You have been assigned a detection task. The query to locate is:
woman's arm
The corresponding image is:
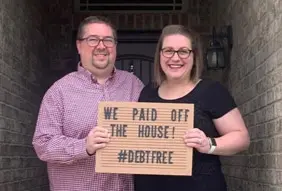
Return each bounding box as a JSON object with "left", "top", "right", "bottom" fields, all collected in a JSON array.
[
  {"left": 210, "top": 107, "right": 250, "bottom": 156},
  {"left": 184, "top": 108, "right": 250, "bottom": 156}
]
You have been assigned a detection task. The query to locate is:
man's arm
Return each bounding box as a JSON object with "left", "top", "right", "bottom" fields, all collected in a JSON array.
[
  {"left": 131, "top": 75, "right": 145, "bottom": 101},
  {"left": 32, "top": 84, "right": 89, "bottom": 165}
]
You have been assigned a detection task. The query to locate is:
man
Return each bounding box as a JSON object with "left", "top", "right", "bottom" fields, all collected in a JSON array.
[{"left": 32, "top": 16, "right": 144, "bottom": 191}]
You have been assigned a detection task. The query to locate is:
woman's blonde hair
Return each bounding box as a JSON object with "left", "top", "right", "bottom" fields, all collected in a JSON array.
[{"left": 153, "top": 25, "right": 204, "bottom": 86}]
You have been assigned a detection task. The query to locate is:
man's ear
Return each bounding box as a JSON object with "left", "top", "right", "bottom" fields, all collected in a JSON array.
[{"left": 76, "top": 40, "right": 81, "bottom": 55}]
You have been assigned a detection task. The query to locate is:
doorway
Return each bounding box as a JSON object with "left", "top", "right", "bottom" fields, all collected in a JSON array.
[{"left": 116, "top": 30, "right": 160, "bottom": 85}]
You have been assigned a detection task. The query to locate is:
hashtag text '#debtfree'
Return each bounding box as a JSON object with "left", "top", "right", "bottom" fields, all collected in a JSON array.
[{"left": 117, "top": 150, "right": 173, "bottom": 164}]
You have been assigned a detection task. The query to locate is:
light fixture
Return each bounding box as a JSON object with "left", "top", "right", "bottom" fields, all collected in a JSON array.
[{"left": 205, "top": 25, "right": 233, "bottom": 70}]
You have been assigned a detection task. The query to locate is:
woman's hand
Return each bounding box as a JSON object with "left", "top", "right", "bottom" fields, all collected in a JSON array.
[{"left": 183, "top": 128, "right": 210, "bottom": 154}]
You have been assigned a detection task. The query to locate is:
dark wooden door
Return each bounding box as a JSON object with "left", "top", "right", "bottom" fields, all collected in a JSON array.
[{"left": 116, "top": 31, "right": 160, "bottom": 85}]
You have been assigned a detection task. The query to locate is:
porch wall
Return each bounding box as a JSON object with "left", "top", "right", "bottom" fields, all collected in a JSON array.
[
  {"left": 0, "top": 1, "right": 49, "bottom": 190},
  {"left": 214, "top": 1, "right": 282, "bottom": 190}
]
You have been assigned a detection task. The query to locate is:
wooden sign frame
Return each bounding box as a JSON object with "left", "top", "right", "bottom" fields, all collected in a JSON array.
[{"left": 95, "top": 101, "right": 194, "bottom": 176}]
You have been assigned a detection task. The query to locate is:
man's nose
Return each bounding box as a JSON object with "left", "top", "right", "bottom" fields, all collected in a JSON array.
[{"left": 96, "top": 40, "right": 106, "bottom": 49}]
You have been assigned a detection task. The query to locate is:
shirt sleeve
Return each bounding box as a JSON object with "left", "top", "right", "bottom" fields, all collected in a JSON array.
[
  {"left": 130, "top": 74, "right": 145, "bottom": 101},
  {"left": 32, "top": 83, "right": 89, "bottom": 165},
  {"left": 204, "top": 81, "right": 237, "bottom": 119}
]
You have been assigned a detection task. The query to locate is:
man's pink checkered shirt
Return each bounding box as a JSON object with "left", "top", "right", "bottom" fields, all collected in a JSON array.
[{"left": 32, "top": 65, "right": 144, "bottom": 191}]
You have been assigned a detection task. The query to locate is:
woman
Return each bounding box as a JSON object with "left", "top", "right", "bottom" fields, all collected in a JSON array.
[{"left": 134, "top": 25, "right": 250, "bottom": 191}]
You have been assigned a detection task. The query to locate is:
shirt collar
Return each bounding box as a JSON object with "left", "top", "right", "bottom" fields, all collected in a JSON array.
[{"left": 77, "top": 62, "right": 117, "bottom": 83}]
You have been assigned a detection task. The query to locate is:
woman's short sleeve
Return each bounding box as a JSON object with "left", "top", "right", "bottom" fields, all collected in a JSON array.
[
  {"left": 204, "top": 81, "right": 237, "bottom": 119},
  {"left": 137, "top": 84, "right": 155, "bottom": 102}
]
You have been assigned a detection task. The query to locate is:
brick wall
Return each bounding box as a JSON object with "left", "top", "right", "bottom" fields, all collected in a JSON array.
[
  {"left": 0, "top": 1, "right": 49, "bottom": 190},
  {"left": 214, "top": 0, "right": 282, "bottom": 190}
]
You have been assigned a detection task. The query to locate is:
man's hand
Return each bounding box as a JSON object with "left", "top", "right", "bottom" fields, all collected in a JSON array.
[{"left": 86, "top": 126, "right": 110, "bottom": 155}]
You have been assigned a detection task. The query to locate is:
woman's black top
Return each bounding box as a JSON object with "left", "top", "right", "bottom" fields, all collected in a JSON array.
[{"left": 134, "top": 79, "right": 237, "bottom": 191}]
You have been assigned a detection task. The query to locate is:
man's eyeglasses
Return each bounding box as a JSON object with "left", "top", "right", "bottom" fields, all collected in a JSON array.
[
  {"left": 161, "top": 47, "right": 193, "bottom": 59},
  {"left": 78, "top": 35, "right": 116, "bottom": 48}
]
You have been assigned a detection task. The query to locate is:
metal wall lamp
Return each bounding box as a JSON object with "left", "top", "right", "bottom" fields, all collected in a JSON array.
[{"left": 205, "top": 25, "right": 233, "bottom": 70}]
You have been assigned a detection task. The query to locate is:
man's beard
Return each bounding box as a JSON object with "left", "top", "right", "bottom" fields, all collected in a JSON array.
[
  {"left": 91, "top": 48, "right": 111, "bottom": 69},
  {"left": 91, "top": 58, "right": 111, "bottom": 70}
]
